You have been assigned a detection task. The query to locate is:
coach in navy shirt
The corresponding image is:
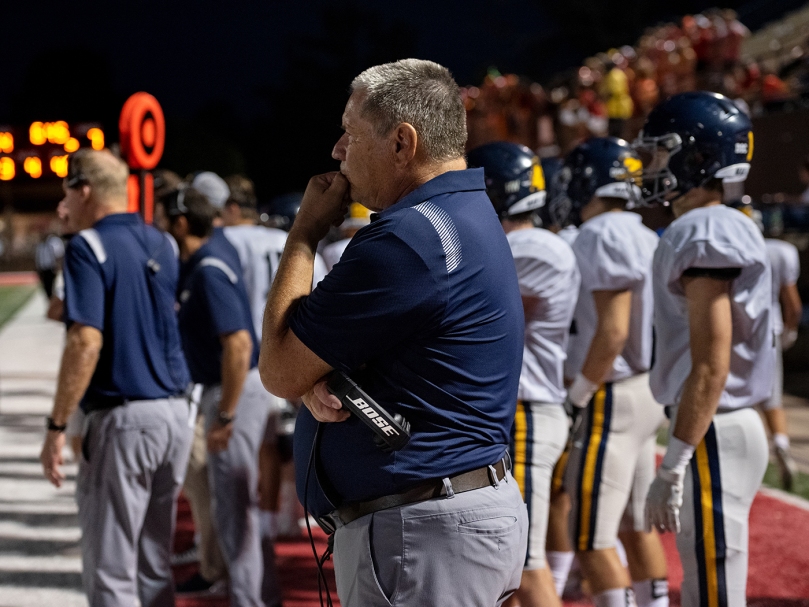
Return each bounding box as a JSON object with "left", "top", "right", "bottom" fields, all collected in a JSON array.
[
  {"left": 39, "top": 150, "right": 193, "bottom": 607},
  {"left": 261, "top": 59, "right": 528, "bottom": 607},
  {"left": 167, "top": 189, "right": 279, "bottom": 607}
]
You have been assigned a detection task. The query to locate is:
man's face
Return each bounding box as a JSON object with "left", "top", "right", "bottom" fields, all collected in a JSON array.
[
  {"left": 332, "top": 92, "right": 392, "bottom": 211},
  {"left": 58, "top": 182, "right": 91, "bottom": 233},
  {"left": 167, "top": 215, "right": 185, "bottom": 244}
]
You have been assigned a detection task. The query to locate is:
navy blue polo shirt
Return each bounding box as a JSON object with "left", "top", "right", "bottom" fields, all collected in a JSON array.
[
  {"left": 177, "top": 231, "right": 259, "bottom": 386},
  {"left": 289, "top": 169, "right": 524, "bottom": 516},
  {"left": 62, "top": 213, "right": 190, "bottom": 411}
]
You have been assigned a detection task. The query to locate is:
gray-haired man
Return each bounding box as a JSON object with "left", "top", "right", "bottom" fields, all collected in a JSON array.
[
  {"left": 40, "top": 150, "right": 193, "bottom": 607},
  {"left": 260, "top": 59, "right": 528, "bottom": 607}
]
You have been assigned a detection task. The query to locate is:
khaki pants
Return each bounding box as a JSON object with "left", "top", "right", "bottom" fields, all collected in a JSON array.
[
  {"left": 333, "top": 470, "right": 528, "bottom": 607},
  {"left": 182, "top": 414, "right": 228, "bottom": 582},
  {"left": 78, "top": 397, "right": 193, "bottom": 607}
]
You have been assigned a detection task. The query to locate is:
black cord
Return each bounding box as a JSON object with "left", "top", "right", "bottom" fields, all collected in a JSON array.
[{"left": 304, "top": 423, "right": 334, "bottom": 607}]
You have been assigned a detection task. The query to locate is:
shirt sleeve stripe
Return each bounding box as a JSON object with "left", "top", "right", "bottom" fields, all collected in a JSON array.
[
  {"left": 199, "top": 257, "right": 239, "bottom": 284},
  {"left": 78, "top": 229, "right": 107, "bottom": 264},
  {"left": 413, "top": 201, "right": 463, "bottom": 273}
]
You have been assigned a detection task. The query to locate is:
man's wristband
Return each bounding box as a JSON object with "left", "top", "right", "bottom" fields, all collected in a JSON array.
[
  {"left": 216, "top": 411, "right": 235, "bottom": 426},
  {"left": 567, "top": 373, "right": 599, "bottom": 408},
  {"left": 661, "top": 436, "right": 695, "bottom": 476},
  {"left": 46, "top": 417, "right": 67, "bottom": 433}
]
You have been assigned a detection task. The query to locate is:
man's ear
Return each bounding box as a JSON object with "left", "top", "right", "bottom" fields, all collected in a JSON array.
[
  {"left": 79, "top": 184, "right": 92, "bottom": 203},
  {"left": 392, "top": 123, "right": 418, "bottom": 167}
]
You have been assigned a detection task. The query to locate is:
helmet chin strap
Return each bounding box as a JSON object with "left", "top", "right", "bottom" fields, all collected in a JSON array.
[{"left": 669, "top": 160, "right": 723, "bottom": 205}]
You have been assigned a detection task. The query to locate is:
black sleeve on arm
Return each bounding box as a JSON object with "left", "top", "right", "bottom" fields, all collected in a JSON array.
[{"left": 681, "top": 267, "right": 742, "bottom": 280}]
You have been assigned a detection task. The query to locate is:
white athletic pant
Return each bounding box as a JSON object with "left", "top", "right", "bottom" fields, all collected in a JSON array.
[
  {"left": 566, "top": 373, "right": 665, "bottom": 551},
  {"left": 510, "top": 401, "right": 568, "bottom": 569},
  {"left": 669, "top": 405, "right": 768, "bottom": 607}
]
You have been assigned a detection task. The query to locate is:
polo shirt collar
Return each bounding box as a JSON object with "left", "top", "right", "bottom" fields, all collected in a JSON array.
[
  {"left": 376, "top": 168, "right": 486, "bottom": 218},
  {"left": 93, "top": 212, "right": 143, "bottom": 228}
]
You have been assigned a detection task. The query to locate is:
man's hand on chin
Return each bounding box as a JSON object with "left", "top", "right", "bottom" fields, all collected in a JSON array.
[{"left": 293, "top": 172, "right": 351, "bottom": 244}]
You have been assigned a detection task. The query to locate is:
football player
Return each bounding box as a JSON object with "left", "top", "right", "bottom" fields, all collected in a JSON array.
[
  {"left": 540, "top": 154, "right": 580, "bottom": 597},
  {"left": 636, "top": 91, "right": 773, "bottom": 607},
  {"left": 321, "top": 202, "right": 372, "bottom": 272},
  {"left": 762, "top": 232, "right": 801, "bottom": 490},
  {"left": 561, "top": 137, "right": 669, "bottom": 607},
  {"left": 468, "top": 142, "right": 579, "bottom": 607},
  {"left": 728, "top": 200, "right": 802, "bottom": 490}
]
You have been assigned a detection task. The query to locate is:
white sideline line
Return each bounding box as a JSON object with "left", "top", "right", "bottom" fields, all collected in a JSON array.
[
  {"left": 0, "top": 555, "right": 81, "bottom": 572},
  {"left": 0, "top": 586, "right": 87, "bottom": 607},
  {"left": 0, "top": 503, "right": 77, "bottom": 515},
  {"left": 0, "top": 521, "right": 80, "bottom": 542},
  {"left": 758, "top": 486, "right": 809, "bottom": 511}
]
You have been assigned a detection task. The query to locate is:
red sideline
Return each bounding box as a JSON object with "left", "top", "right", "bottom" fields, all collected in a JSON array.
[
  {"left": 0, "top": 272, "right": 39, "bottom": 286},
  {"left": 173, "top": 484, "right": 809, "bottom": 607}
]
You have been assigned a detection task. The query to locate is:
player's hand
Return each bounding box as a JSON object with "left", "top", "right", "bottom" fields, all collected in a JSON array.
[
  {"left": 782, "top": 329, "right": 798, "bottom": 350},
  {"left": 293, "top": 172, "right": 351, "bottom": 244},
  {"left": 40, "top": 431, "right": 66, "bottom": 488},
  {"left": 207, "top": 421, "right": 234, "bottom": 453},
  {"left": 302, "top": 380, "right": 350, "bottom": 423},
  {"left": 563, "top": 397, "right": 585, "bottom": 436},
  {"left": 645, "top": 467, "right": 684, "bottom": 533}
]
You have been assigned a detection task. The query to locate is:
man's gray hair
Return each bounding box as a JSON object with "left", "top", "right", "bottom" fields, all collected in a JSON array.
[{"left": 351, "top": 59, "right": 467, "bottom": 162}]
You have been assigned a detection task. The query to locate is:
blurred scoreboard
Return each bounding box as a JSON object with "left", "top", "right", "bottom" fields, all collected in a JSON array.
[{"left": 0, "top": 122, "right": 105, "bottom": 182}]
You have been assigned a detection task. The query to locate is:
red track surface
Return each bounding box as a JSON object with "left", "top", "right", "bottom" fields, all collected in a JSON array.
[
  {"left": 173, "top": 490, "right": 809, "bottom": 607},
  {"left": 0, "top": 272, "right": 38, "bottom": 286}
]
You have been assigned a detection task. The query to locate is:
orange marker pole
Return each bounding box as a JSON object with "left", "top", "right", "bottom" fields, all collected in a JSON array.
[
  {"left": 142, "top": 172, "right": 154, "bottom": 224},
  {"left": 127, "top": 174, "right": 140, "bottom": 214},
  {"left": 119, "top": 93, "right": 165, "bottom": 224}
]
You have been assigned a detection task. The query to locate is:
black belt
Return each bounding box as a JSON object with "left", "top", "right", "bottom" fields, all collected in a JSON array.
[
  {"left": 330, "top": 458, "right": 510, "bottom": 528},
  {"left": 84, "top": 392, "right": 187, "bottom": 412}
]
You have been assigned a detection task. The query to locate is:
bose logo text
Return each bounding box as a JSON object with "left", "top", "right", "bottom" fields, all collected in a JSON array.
[{"left": 347, "top": 395, "right": 400, "bottom": 436}]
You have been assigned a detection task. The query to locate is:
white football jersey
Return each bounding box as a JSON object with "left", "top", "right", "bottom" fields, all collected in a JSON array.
[
  {"left": 766, "top": 238, "right": 800, "bottom": 335},
  {"left": 557, "top": 225, "right": 580, "bottom": 380},
  {"left": 224, "top": 225, "right": 288, "bottom": 339},
  {"left": 568, "top": 212, "right": 658, "bottom": 382},
  {"left": 507, "top": 228, "right": 580, "bottom": 403},
  {"left": 224, "top": 225, "right": 329, "bottom": 339},
  {"left": 322, "top": 238, "right": 351, "bottom": 273},
  {"left": 651, "top": 205, "right": 774, "bottom": 410},
  {"left": 557, "top": 225, "right": 579, "bottom": 246}
]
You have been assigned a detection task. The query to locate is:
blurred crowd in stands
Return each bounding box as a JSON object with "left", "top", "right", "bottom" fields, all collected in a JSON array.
[{"left": 464, "top": 7, "right": 809, "bottom": 156}]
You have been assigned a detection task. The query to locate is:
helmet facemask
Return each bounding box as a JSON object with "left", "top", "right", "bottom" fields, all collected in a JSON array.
[{"left": 630, "top": 133, "right": 682, "bottom": 207}]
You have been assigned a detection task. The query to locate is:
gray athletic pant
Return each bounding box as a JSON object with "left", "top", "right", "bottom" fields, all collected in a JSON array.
[
  {"left": 333, "top": 469, "right": 529, "bottom": 607},
  {"left": 76, "top": 396, "right": 194, "bottom": 607},
  {"left": 201, "top": 368, "right": 277, "bottom": 607}
]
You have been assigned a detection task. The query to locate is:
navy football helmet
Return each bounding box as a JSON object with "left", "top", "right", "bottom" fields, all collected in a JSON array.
[
  {"left": 556, "top": 137, "right": 643, "bottom": 227},
  {"left": 467, "top": 142, "right": 546, "bottom": 219},
  {"left": 633, "top": 91, "right": 753, "bottom": 206},
  {"left": 265, "top": 192, "right": 303, "bottom": 231}
]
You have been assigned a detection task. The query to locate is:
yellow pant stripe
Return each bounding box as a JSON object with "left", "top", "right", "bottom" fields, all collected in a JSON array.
[
  {"left": 513, "top": 401, "right": 527, "bottom": 499},
  {"left": 696, "top": 440, "right": 719, "bottom": 607},
  {"left": 577, "top": 387, "right": 606, "bottom": 552},
  {"left": 552, "top": 446, "right": 570, "bottom": 494}
]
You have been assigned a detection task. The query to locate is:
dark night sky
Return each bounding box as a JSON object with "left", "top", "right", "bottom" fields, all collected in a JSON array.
[
  {"left": 3, "top": 0, "right": 804, "bottom": 198},
  {"left": 2, "top": 0, "right": 556, "bottom": 119}
]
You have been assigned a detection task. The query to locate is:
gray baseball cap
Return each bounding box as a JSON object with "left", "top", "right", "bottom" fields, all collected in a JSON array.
[{"left": 191, "top": 171, "right": 230, "bottom": 209}]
